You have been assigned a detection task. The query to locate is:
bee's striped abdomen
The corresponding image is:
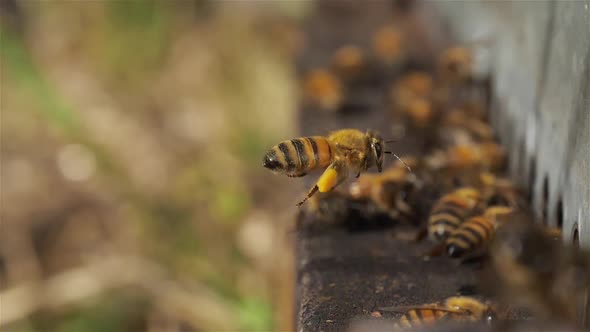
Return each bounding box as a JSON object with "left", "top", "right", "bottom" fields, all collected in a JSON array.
[
  {"left": 396, "top": 309, "right": 448, "bottom": 329},
  {"left": 446, "top": 216, "right": 494, "bottom": 258},
  {"left": 428, "top": 201, "right": 471, "bottom": 241},
  {"left": 263, "top": 136, "right": 333, "bottom": 174}
]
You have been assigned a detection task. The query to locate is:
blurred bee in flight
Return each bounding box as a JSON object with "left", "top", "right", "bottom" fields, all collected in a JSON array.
[
  {"left": 380, "top": 296, "right": 498, "bottom": 330},
  {"left": 262, "top": 129, "right": 409, "bottom": 206}
]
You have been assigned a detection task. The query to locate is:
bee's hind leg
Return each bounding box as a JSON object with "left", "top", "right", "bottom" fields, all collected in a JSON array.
[
  {"left": 296, "top": 185, "right": 319, "bottom": 207},
  {"left": 296, "top": 160, "right": 348, "bottom": 207}
]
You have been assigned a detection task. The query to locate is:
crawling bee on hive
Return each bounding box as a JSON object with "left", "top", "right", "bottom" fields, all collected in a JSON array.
[
  {"left": 380, "top": 296, "right": 498, "bottom": 330},
  {"left": 444, "top": 206, "right": 514, "bottom": 258},
  {"left": 262, "top": 129, "right": 409, "bottom": 206},
  {"left": 349, "top": 163, "right": 420, "bottom": 222},
  {"left": 427, "top": 187, "right": 482, "bottom": 241}
]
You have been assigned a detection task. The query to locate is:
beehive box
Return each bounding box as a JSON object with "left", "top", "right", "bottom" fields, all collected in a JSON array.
[
  {"left": 431, "top": 0, "right": 590, "bottom": 249},
  {"left": 295, "top": 1, "right": 590, "bottom": 331}
]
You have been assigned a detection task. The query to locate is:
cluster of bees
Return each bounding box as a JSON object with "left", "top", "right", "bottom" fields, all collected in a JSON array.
[
  {"left": 262, "top": 22, "right": 589, "bottom": 331},
  {"left": 301, "top": 24, "right": 405, "bottom": 112}
]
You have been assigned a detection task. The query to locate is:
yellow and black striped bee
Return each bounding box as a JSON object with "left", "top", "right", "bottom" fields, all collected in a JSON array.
[
  {"left": 381, "top": 296, "right": 497, "bottom": 329},
  {"left": 263, "top": 129, "right": 406, "bottom": 206},
  {"left": 445, "top": 206, "right": 514, "bottom": 258},
  {"left": 427, "top": 187, "right": 481, "bottom": 241}
]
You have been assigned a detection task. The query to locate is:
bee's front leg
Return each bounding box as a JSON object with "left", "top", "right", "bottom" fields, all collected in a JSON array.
[{"left": 356, "top": 157, "right": 368, "bottom": 178}]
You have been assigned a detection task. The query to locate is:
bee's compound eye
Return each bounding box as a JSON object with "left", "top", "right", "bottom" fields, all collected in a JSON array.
[
  {"left": 374, "top": 142, "right": 382, "bottom": 156},
  {"left": 263, "top": 151, "right": 281, "bottom": 170}
]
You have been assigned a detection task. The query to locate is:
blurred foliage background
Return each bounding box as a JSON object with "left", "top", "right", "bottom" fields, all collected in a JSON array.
[{"left": 1, "top": 1, "right": 311, "bottom": 331}]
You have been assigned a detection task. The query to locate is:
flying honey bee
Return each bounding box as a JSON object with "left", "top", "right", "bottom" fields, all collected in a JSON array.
[
  {"left": 427, "top": 187, "right": 481, "bottom": 241},
  {"left": 263, "top": 129, "right": 408, "bottom": 206},
  {"left": 445, "top": 206, "right": 514, "bottom": 258},
  {"left": 303, "top": 68, "right": 343, "bottom": 111},
  {"left": 380, "top": 296, "right": 497, "bottom": 329}
]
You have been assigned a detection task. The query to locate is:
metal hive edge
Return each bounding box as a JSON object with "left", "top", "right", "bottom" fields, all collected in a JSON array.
[{"left": 431, "top": 0, "right": 590, "bottom": 247}]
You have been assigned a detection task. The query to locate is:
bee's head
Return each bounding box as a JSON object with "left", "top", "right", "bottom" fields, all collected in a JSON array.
[
  {"left": 367, "top": 131, "right": 384, "bottom": 172},
  {"left": 367, "top": 130, "right": 412, "bottom": 173}
]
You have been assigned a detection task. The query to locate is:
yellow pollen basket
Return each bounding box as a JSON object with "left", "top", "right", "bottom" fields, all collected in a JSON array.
[{"left": 317, "top": 168, "right": 338, "bottom": 192}]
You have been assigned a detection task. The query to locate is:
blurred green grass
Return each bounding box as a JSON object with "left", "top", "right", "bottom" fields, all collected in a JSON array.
[{"left": 1, "top": 1, "right": 305, "bottom": 331}]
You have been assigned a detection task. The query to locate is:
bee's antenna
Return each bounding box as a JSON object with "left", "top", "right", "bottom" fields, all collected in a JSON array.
[
  {"left": 384, "top": 151, "right": 412, "bottom": 172},
  {"left": 385, "top": 140, "right": 397, "bottom": 144}
]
